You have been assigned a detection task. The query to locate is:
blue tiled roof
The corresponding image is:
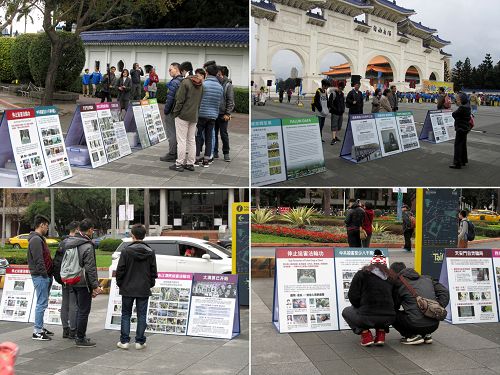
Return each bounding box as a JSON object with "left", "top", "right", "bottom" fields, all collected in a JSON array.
[
  {"left": 251, "top": 0, "right": 277, "bottom": 12},
  {"left": 345, "top": 0, "right": 374, "bottom": 8},
  {"left": 80, "top": 28, "right": 249, "bottom": 46},
  {"left": 409, "top": 20, "right": 437, "bottom": 33},
  {"left": 371, "top": 0, "right": 415, "bottom": 14},
  {"left": 306, "top": 11, "right": 326, "bottom": 20},
  {"left": 433, "top": 35, "right": 451, "bottom": 45}
]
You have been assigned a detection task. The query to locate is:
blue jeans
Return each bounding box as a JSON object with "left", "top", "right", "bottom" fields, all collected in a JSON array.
[
  {"left": 120, "top": 296, "right": 149, "bottom": 344},
  {"left": 32, "top": 275, "right": 51, "bottom": 333}
]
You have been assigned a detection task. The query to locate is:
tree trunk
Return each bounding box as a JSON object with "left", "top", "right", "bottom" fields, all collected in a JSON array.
[
  {"left": 254, "top": 189, "right": 260, "bottom": 209},
  {"left": 323, "top": 188, "right": 331, "bottom": 216},
  {"left": 42, "top": 39, "right": 63, "bottom": 106}
]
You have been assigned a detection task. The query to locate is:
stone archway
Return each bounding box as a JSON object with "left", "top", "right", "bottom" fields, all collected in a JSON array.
[
  {"left": 429, "top": 72, "right": 440, "bottom": 81},
  {"left": 361, "top": 52, "right": 400, "bottom": 92},
  {"left": 404, "top": 64, "right": 424, "bottom": 90}
]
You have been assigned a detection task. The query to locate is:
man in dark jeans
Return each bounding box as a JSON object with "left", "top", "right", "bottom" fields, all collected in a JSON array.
[
  {"left": 116, "top": 224, "right": 157, "bottom": 350},
  {"left": 214, "top": 66, "right": 234, "bottom": 162},
  {"left": 345, "top": 199, "right": 365, "bottom": 247},
  {"left": 62, "top": 219, "right": 101, "bottom": 347},
  {"left": 402, "top": 205, "right": 414, "bottom": 252}
]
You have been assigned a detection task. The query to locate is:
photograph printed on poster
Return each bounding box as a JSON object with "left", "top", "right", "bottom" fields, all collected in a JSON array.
[
  {"left": 381, "top": 130, "right": 400, "bottom": 153},
  {"left": 297, "top": 269, "right": 316, "bottom": 283},
  {"left": 191, "top": 281, "right": 236, "bottom": 298}
]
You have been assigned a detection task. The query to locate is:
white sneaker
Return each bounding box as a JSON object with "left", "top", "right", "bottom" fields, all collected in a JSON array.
[
  {"left": 135, "top": 342, "right": 147, "bottom": 350},
  {"left": 117, "top": 341, "right": 129, "bottom": 350}
]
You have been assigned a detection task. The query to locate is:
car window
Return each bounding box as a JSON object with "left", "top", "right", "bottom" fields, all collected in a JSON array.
[
  {"left": 148, "top": 242, "right": 179, "bottom": 256},
  {"left": 203, "top": 241, "right": 231, "bottom": 257},
  {"left": 206, "top": 250, "right": 222, "bottom": 260},
  {"left": 19, "top": 235, "right": 29, "bottom": 239}
]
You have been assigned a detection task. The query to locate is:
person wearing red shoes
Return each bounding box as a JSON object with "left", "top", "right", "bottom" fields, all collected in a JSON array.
[{"left": 341, "top": 250, "right": 397, "bottom": 346}]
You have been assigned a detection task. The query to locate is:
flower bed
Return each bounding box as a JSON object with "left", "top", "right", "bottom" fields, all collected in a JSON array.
[{"left": 252, "top": 224, "right": 348, "bottom": 243}]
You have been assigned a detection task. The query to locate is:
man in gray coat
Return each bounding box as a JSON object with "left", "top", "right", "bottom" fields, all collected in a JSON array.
[{"left": 214, "top": 66, "right": 235, "bottom": 162}]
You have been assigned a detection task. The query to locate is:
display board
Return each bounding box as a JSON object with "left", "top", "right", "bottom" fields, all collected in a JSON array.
[
  {"left": 374, "top": 113, "right": 403, "bottom": 158},
  {"left": 272, "top": 248, "right": 339, "bottom": 333},
  {"left": 395, "top": 111, "right": 420, "bottom": 152},
  {"left": 281, "top": 117, "right": 326, "bottom": 180},
  {"left": 0, "top": 267, "right": 34, "bottom": 322},
  {"left": 251, "top": 119, "right": 287, "bottom": 186},
  {"left": 187, "top": 273, "right": 240, "bottom": 339},
  {"left": 232, "top": 202, "right": 250, "bottom": 306},
  {"left": 340, "top": 114, "right": 382, "bottom": 163},
  {"left": 419, "top": 189, "right": 460, "bottom": 279},
  {"left": 419, "top": 110, "right": 455, "bottom": 144},
  {"left": 105, "top": 272, "right": 193, "bottom": 336},
  {"left": 29, "top": 280, "right": 63, "bottom": 325},
  {"left": 422, "top": 80, "right": 454, "bottom": 93},
  {"left": 493, "top": 250, "right": 500, "bottom": 306},
  {"left": 334, "top": 248, "right": 390, "bottom": 330},
  {"left": 95, "top": 103, "right": 132, "bottom": 162},
  {"left": 123, "top": 99, "right": 166, "bottom": 148},
  {"left": 439, "top": 249, "right": 499, "bottom": 324}
]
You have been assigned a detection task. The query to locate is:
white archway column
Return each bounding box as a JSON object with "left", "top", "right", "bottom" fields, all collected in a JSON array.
[
  {"left": 301, "top": 28, "right": 322, "bottom": 94},
  {"left": 252, "top": 18, "right": 276, "bottom": 89}
]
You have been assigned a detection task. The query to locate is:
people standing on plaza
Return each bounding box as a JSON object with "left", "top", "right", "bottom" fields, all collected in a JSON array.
[
  {"left": 147, "top": 67, "right": 159, "bottom": 99},
  {"left": 450, "top": 92, "right": 471, "bottom": 169},
  {"left": 90, "top": 67, "right": 102, "bottom": 97},
  {"left": 371, "top": 88, "right": 381, "bottom": 113},
  {"left": 215, "top": 66, "right": 235, "bottom": 161},
  {"left": 402, "top": 204, "right": 414, "bottom": 252},
  {"left": 160, "top": 63, "right": 184, "bottom": 163},
  {"left": 470, "top": 91, "right": 479, "bottom": 115},
  {"left": 437, "top": 87, "right": 451, "bottom": 110},
  {"left": 342, "top": 250, "right": 396, "bottom": 346},
  {"left": 380, "top": 89, "right": 393, "bottom": 112},
  {"left": 390, "top": 262, "right": 449, "bottom": 345},
  {"left": 328, "top": 81, "right": 345, "bottom": 145},
  {"left": 60, "top": 219, "right": 101, "bottom": 347},
  {"left": 116, "top": 224, "right": 157, "bottom": 350},
  {"left": 388, "top": 85, "right": 398, "bottom": 112},
  {"left": 101, "top": 66, "right": 117, "bottom": 103},
  {"left": 130, "top": 63, "right": 144, "bottom": 100},
  {"left": 52, "top": 220, "right": 79, "bottom": 339},
  {"left": 170, "top": 61, "right": 203, "bottom": 172},
  {"left": 287, "top": 88, "right": 293, "bottom": 103},
  {"left": 458, "top": 210, "right": 470, "bottom": 248},
  {"left": 345, "top": 199, "right": 365, "bottom": 247},
  {"left": 82, "top": 69, "right": 91, "bottom": 97},
  {"left": 27, "top": 215, "right": 54, "bottom": 341},
  {"left": 361, "top": 202, "right": 374, "bottom": 248},
  {"left": 313, "top": 79, "right": 330, "bottom": 142},
  {"left": 117, "top": 69, "right": 132, "bottom": 118},
  {"left": 195, "top": 63, "right": 223, "bottom": 168},
  {"left": 346, "top": 83, "right": 364, "bottom": 115}
]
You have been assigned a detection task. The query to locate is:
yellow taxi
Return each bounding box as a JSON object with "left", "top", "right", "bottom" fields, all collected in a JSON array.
[
  {"left": 468, "top": 210, "right": 500, "bottom": 222},
  {"left": 8, "top": 234, "right": 59, "bottom": 249}
]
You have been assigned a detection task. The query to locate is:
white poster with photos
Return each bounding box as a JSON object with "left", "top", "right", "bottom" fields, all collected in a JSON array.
[
  {"left": 109, "top": 103, "right": 132, "bottom": 157},
  {"left": 374, "top": 113, "right": 403, "bottom": 157},
  {"left": 273, "top": 248, "right": 339, "bottom": 333},
  {"left": 429, "top": 110, "right": 455, "bottom": 143},
  {"left": 80, "top": 105, "right": 108, "bottom": 168},
  {"left": 443, "top": 249, "right": 498, "bottom": 324},
  {"left": 6, "top": 109, "right": 50, "bottom": 187},
  {"left": 334, "top": 248, "right": 390, "bottom": 330},
  {"left": 96, "top": 103, "right": 129, "bottom": 162},
  {"left": 148, "top": 99, "right": 167, "bottom": 142},
  {"left": 0, "top": 267, "right": 35, "bottom": 322},
  {"left": 140, "top": 101, "right": 160, "bottom": 145},
  {"left": 29, "top": 280, "right": 63, "bottom": 325}
]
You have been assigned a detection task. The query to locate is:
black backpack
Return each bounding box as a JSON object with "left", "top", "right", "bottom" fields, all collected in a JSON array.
[{"left": 467, "top": 221, "right": 475, "bottom": 241}]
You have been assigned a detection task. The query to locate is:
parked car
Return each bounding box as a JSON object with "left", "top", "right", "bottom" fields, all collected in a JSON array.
[
  {"left": 8, "top": 234, "right": 59, "bottom": 249},
  {"left": 108, "top": 236, "right": 232, "bottom": 278},
  {"left": 217, "top": 239, "right": 232, "bottom": 250},
  {"left": 468, "top": 210, "right": 500, "bottom": 222},
  {"left": 94, "top": 233, "right": 128, "bottom": 248}
]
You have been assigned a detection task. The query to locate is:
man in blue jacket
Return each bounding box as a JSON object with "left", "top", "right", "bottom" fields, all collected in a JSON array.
[
  {"left": 195, "top": 63, "right": 223, "bottom": 168},
  {"left": 160, "top": 63, "right": 184, "bottom": 163},
  {"left": 89, "top": 67, "right": 102, "bottom": 97}
]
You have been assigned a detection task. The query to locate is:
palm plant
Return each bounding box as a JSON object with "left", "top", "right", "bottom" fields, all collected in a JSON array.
[
  {"left": 372, "top": 222, "right": 388, "bottom": 234},
  {"left": 282, "top": 206, "right": 318, "bottom": 228},
  {"left": 251, "top": 208, "right": 276, "bottom": 224}
]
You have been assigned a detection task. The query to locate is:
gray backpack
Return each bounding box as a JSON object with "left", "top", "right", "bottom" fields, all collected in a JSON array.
[{"left": 60, "top": 247, "right": 84, "bottom": 285}]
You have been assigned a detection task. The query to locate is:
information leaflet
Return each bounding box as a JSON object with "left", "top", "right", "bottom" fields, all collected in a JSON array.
[
  {"left": 395, "top": 111, "right": 420, "bottom": 152},
  {"left": 141, "top": 100, "right": 160, "bottom": 145},
  {"left": 187, "top": 273, "right": 240, "bottom": 339},
  {"left": 109, "top": 103, "right": 133, "bottom": 157},
  {"left": 80, "top": 104, "right": 108, "bottom": 167},
  {"left": 29, "top": 280, "right": 63, "bottom": 325},
  {"left": 35, "top": 106, "right": 72, "bottom": 184},
  {"left": 439, "top": 249, "right": 498, "bottom": 324},
  {"left": 127, "top": 101, "right": 150, "bottom": 148},
  {"left": 6, "top": 109, "right": 50, "bottom": 187},
  {"left": 334, "top": 248, "right": 389, "bottom": 330},
  {"left": 420, "top": 110, "right": 455, "bottom": 143},
  {"left": 96, "top": 103, "right": 132, "bottom": 162},
  {"left": 273, "top": 248, "right": 338, "bottom": 333},
  {"left": 0, "top": 267, "right": 35, "bottom": 322},
  {"left": 251, "top": 119, "right": 287, "bottom": 186},
  {"left": 148, "top": 98, "right": 167, "bottom": 142},
  {"left": 340, "top": 114, "right": 382, "bottom": 163},
  {"left": 281, "top": 117, "right": 326, "bottom": 180},
  {"left": 374, "top": 113, "right": 403, "bottom": 157}
]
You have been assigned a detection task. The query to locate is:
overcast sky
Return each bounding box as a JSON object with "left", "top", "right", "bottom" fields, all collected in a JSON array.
[{"left": 252, "top": 0, "right": 500, "bottom": 79}]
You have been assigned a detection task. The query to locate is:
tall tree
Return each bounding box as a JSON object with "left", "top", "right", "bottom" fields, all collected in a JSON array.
[
  {"left": 462, "top": 58, "right": 472, "bottom": 88},
  {"left": 0, "top": 0, "right": 35, "bottom": 33},
  {"left": 443, "top": 60, "right": 451, "bottom": 82},
  {"left": 451, "top": 60, "right": 463, "bottom": 91},
  {"left": 322, "top": 189, "right": 331, "bottom": 216}
]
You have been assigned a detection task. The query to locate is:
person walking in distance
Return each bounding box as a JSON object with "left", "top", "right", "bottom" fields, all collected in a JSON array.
[
  {"left": 345, "top": 199, "right": 365, "bottom": 247},
  {"left": 28, "top": 215, "right": 54, "bottom": 341},
  {"left": 116, "top": 224, "right": 158, "bottom": 350},
  {"left": 402, "top": 205, "right": 415, "bottom": 252},
  {"left": 160, "top": 63, "right": 184, "bottom": 163}
]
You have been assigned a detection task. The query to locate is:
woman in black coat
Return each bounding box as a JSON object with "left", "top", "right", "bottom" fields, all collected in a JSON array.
[{"left": 450, "top": 92, "right": 471, "bottom": 169}]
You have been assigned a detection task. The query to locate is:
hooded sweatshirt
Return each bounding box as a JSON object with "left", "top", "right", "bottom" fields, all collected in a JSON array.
[
  {"left": 58, "top": 233, "right": 98, "bottom": 290},
  {"left": 27, "top": 231, "right": 53, "bottom": 277},
  {"left": 116, "top": 241, "right": 158, "bottom": 298},
  {"left": 172, "top": 75, "right": 204, "bottom": 123}
]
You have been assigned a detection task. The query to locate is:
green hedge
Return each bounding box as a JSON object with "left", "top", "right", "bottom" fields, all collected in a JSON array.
[
  {"left": 3, "top": 255, "right": 27, "bottom": 265},
  {"left": 0, "top": 37, "right": 15, "bottom": 82},
  {"left": 234, "top": 87, "right": 248, "bottom": 113},
  {"left": 98, "top": 238, "right": 122, "bottom": 252},
  {"left": 10, "top": 33, "right": 36, "bottom": 82},
  {"left": 474, "top": 225, "right": 500, "bottom": 238}
]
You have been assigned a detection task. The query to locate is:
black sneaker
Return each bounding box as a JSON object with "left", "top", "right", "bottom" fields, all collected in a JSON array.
[
  {"left": 195, "top": 159, "right": 203, "bottom": 167},
  {"left": 160, "top": 154, "right": 176, "bottom": 162},
  {"left": 169, "top": 164, "right": 184, "bottom": 172},
  {"left": 207, "top": 158, "right": 214, "bottom": 165},
  {"left": 75, "top": 338, "right": 96, "bottom": 347},
  {"left": 68, "top": 329, "right": 76, "bottom": 339},
  {"left": 400, "top": 335, "right": 424, "bottom": 345},
  {"left": 330, "top": 139, "right": 336, "bottom": 145},
  {"left": 202, "top": 160, "right": 210, "bottom": 168},
  {"left": 32, "top": 332, "right": 51, "bottom": 341},
  {"left": 214, "top": 153, "right": 219, "bottom": 159},
  {"left": 62, "top": 327, "right": 70, "bottom": 338},
  {"left": 43, "top": 328, "right": 54, "bottom": 336},
  {"left": 183, "top": 164, "right": 195, "bottom": 171},
  {"left": 223, "top": 154, "right": 231, "bottom": 162},
  {"left": 335, "top": 137, "right": 342, "bottom": 142},
  {"left": 423, "top": 334, "right": 433, "bottom": 344}
]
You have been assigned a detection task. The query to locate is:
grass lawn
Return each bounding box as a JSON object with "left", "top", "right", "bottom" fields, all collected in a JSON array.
[{"left": 252, "top": 232, "right": 319, "bottom": 244}]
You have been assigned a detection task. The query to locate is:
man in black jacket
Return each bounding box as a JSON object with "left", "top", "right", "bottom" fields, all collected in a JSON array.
[
  {"left": 60, "top": 218, "right": 101, "bottom": 347},
  {"left": 328, "top": 82, "right": 345, "bottom": 145},
  {"left": 345, "top": 199, "right": 365, "bottom": 247},
  {"left": 402, "top": 205, "right": 414, "bottom": 252},
  {"left": 345, "top": 83, "right": 364, "bottom": 115},
  {"left": 52, "top": 221, "right": 79, "bottom": 339},
  {"left": 130, "top": 63, "right": 144, "bottom": 100},
  {"left": 116, "top": 224, "right": 157, "bottom": 350},
  {"left": 390, "top": 262, "right": 449, "bottom": 345}
]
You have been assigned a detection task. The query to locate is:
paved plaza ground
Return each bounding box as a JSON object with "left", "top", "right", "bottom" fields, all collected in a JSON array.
[
  {"left": 252, "top": 99, "right": 500, "bottom": 187},
  {"left": 251, "top": 241, "right": 500, "bottom": 375},
  {"left": 0, "top": 92, "right": 249, "bottom": 187},
  {"left": 1, "top": 291, "right": 249, "bottom": 375}
]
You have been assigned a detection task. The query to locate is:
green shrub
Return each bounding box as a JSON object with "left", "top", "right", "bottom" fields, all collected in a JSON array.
[
  {"left": 4, "top": 255, "right": 27, "bottom": 265},
  {"left": 10, "top": 33, "right": 37, "bottom": 82},
  {"left": 0, "top": 37, "right": 15, "bottom": 82},
  {"left": 282, "top": 207, "right": 318, "bottom": 228},
  {"left": 234, "top": 87, "right": 248, "bottom": 113},
  {"left": 251, "top": 208, "right": 276, "bottom": 224},
  {"left": 156, "top": 82, "right": 167, "bottom": 103},
  {"left": 474, "top": 225, "right": 500, "bottom": 238},
  {"left": 98, "top": 238, "right": 122, "bottom": 252},
  {"left": 28, "top": 32, "right": 85, "bottom": 90}
]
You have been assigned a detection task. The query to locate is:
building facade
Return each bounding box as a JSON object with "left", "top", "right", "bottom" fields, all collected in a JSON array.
[{"left": 251, "top": 0, "right": 452, "bottom": 93}]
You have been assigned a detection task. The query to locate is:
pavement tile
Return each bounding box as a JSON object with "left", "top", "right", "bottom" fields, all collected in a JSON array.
[
  {"left": 15, "top": 358, "right": 77, "bottom": 374},
  {"left": 251, "top": 362, "right": 321, "bottom": 375},
  {"left": 313, "top": 359, "right": 358, "bottom": 375},
  {"left": 344, "top": 357, "right": 393, "bottom": 375},
  {"left": 459, "top": 348, "right": 500, "bottom": 368},
  {"left": 300, "top": 344, "right": 341, "bottom": 362},
  {"left": 374, "top": 354, "right": 427, "bottom": 374}
]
